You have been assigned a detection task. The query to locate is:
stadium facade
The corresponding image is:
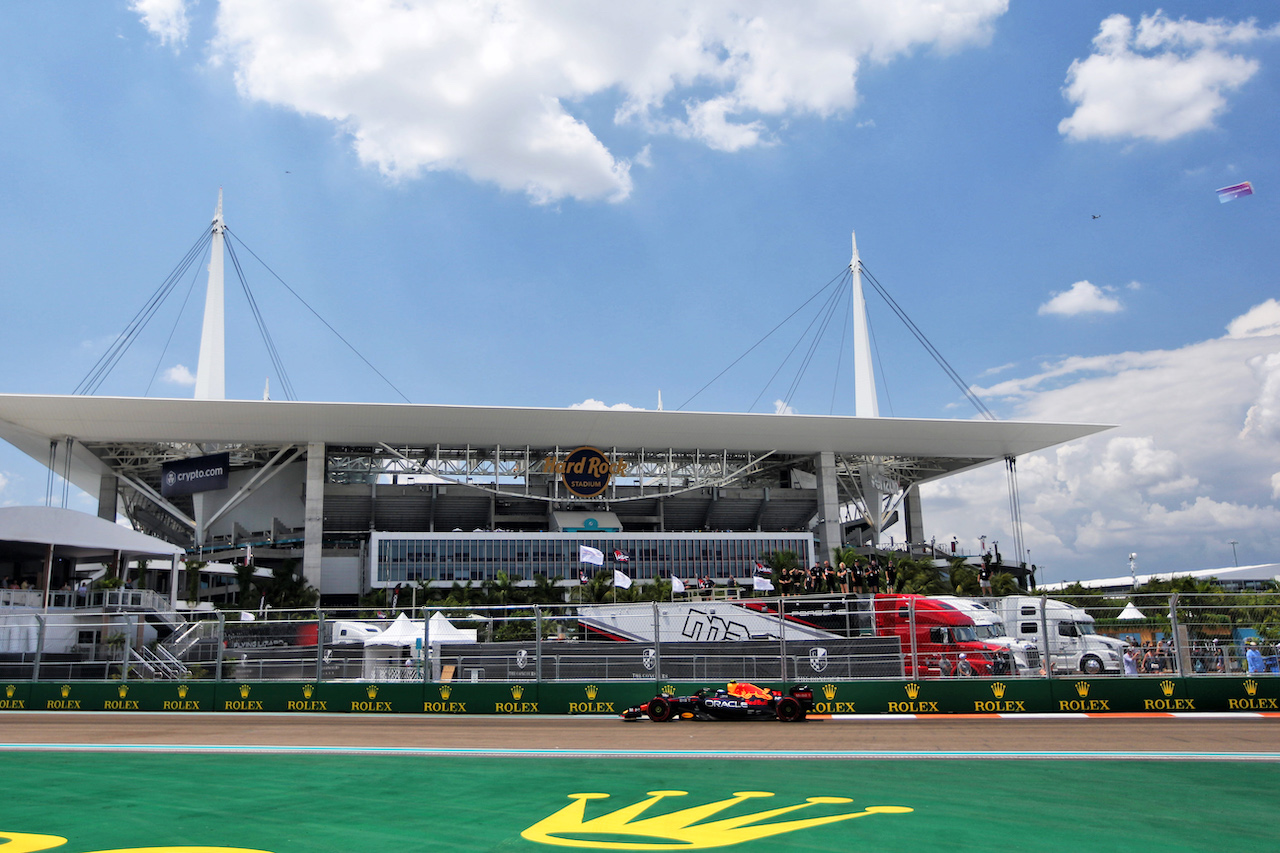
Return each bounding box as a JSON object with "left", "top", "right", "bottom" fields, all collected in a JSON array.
[{"left": 0, "top": 199, "right": 1109, "bottom": 602}]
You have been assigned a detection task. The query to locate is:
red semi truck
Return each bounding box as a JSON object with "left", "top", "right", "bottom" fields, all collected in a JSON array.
[{"left": 871, "top": 593, "right": 1013, "bottom": 676}]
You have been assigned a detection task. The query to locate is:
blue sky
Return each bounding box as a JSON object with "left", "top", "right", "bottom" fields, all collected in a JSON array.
[{"left": 1, "top": 1, "right": 1279, "bottom": 582}]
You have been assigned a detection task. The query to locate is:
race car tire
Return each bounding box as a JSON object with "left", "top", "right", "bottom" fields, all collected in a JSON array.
[
  {"left": 646, "top": 696, "right": 673, "bottom": 722},
  {"left": 775, "top": 696, "right": 803, "bottom": 722}
]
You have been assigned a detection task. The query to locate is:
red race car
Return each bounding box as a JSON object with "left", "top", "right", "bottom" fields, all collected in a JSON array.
[{"left": 621, "top": 682, "right": 814, "bottom": 722}]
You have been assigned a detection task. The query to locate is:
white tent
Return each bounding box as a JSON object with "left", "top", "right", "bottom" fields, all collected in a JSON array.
[
  {"left": 428, "top": 610, "right": 479, "bottom": 644},
  {"left": 361, "top": 612, "right": 477, "bottom": 680},
  {"left": 1118, "top": 602, "right": 1147, "bottom": 620}
]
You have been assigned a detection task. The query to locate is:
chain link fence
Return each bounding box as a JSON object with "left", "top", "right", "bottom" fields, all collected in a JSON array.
[{"left": 1, "top": 592, "right": 1277, "bottom": 683}]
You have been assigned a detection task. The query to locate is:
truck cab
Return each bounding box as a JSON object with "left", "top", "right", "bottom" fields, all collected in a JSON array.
[
  {"left": 872, "top": 593, "right": 1011, "bottom": 677},
  {"left": 934, "top": 595, "right": 1041, "bottom": 673},
  {"left": 985, "top": 596, "right": 1127, "bottom": 675}
]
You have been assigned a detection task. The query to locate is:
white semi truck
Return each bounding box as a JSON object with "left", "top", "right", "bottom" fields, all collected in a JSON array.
[
  {"left": 981, "top": 595, "right": 1128, "bottom": 675},
  {"left": 933, "top": 596, "right": 1041, "bottom": 673}
]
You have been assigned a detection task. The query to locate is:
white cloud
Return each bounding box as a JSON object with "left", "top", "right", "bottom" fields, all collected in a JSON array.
[
  {"left": 569, "top": 398, "right": 643, "bottom": 411},
  {"left": 980, "top": 362, "right": 1017, "bottom": 377},
  {"left": 132, "top": 0, "right": 191, "bottom": 48},
  {"left": 1038, "top": 280, "right": 1123, "bottom": 316},
  {"left": 925, "top": 305, "right": 1280, "bottom": 580},
  {"left": 162, "top": 364, "right": 197, "bottom": 386},
  {"left": 181, "top": 0, "right": 1009, "bottom": 203},
  {"left": 1227, "top": 298, "right": 1280, "bottom": 338},
  {"left": 1241, "top": 352, "right": 1280, "bottom": 441},
  {"left": 1059, "top": 11, "right": 1277, "bottom": 142},
  {"left": 773, "top": 399, "right": 795, "bottom": 414}
]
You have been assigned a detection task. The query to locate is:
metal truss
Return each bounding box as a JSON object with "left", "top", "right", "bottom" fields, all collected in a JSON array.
[
  {"left": 833, "top": 453, "right": 985, "bottom": 531},
  {"left": 326, "top": 444, "right": 781, "bottom": 503}
]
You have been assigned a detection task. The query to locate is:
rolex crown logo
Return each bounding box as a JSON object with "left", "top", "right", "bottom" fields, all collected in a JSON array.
[
  {"left": 511, "top": 685, "right": 525, "bottom": 700},
  {"left": 1159, "top": 680, "right": 1175, "bottom": 697},
  {"left": 822, "top": 684, "right": 837, "bottom": 701},
  {"left": 366, "top": 685, "right": 379, "bottom": 699},
  {"left": 521, "top": 790, "right": 914, "bottom": 850},
  {"left": 904, "top": 682, "right": 920, "bottom": 700},
  {"left": 439, "top": 685, "right": 452, "bottom": 700},
  {"left": 118, "top": 685, "right": 129, "bottom": 699},
  {"left": 303, "top": 684, "right": 314, "bottom": 699},
  {"left": 5, "top": 685, "right": 14, "bottom": 699},
  {"left": 61, "top": 685, "right": 71, "bottom": 698},
  {"left": 990, "top": 682, "right": 1006, "bottom": 699},
  {"left": 1244, "top": 679, "right": 1258, "bottom": 696},
  {"left": 239, "top": 684, "right": 251, "bottom": 699},
  {"left": 661, "top": 685, "right": 675, "bottom": 697},
  {"left": 585, "top": 685, "right": 599, "bottom": 700},
  {"left": 177, "top": 684, "right": 189, "bottom": 698},
  {"left": 1074, "top": 681, "right": 1090, "bottom": 698}
]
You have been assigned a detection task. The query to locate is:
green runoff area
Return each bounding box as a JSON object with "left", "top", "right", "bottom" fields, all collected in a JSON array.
[
  {"left": 1, "top": 676, "right": 1277, "bottom": 715},
  {"left": 0, "top": 752, "right": 1276, "bottom": 852}
]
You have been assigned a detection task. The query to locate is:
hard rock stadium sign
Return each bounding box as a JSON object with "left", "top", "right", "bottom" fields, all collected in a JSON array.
[{"left": 539, "top": 446, "right": 629, "bottom": 498}]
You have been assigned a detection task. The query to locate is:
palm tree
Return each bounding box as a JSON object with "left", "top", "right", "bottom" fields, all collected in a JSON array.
[
  {"left": 950, "top": 562, "right": 979, "bottom": 596},
  {"left": 529, "top": 573, "right": 564, "bottom": 605},
  {"left": 892, "top": 556, "right": 953, "bottom": 595}
]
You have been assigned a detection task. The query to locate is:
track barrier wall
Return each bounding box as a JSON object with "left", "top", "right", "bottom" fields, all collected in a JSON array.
[
  {"left": 3, "top": 676, "right": 1276, "bottom": 715},
  {"left": 3, "top": 591, "right": 1279, "bottom": 714}
]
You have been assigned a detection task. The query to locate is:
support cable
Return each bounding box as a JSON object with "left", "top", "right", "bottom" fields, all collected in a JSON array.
[
  {"left": 867, "top": 302, "right": 895, "bottom": 417},
  {"left": 828, "top": 291, "right": 852, "bottom": 415},
  {"left": 1005, "top": 455, "right": 1026, "bottom": 573},
  {"left": 860, "top": 263, "right": 994, "bottom": 420},
  {"left": 145, "top": 242, "right": 211, "bottom": 396},
  {"left": 777, "top": 270, "right": 849, "bottom": 411},
  {"left": 225, "top": 229, "right": 412, "bottom": 404},
  {"left": 74, "top": 227, "right": 213, "bottom": 395},
  {"left": 749, "top": 271, "right": 847, "bottom": 413},
  {"left": 226, "top": 239, "right": 297, "bottom": 401},
  {"left": 677, "top": 269, "right": 848, "bottom": 411}
]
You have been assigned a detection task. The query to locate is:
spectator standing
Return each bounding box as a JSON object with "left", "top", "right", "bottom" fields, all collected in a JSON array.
[
  {"left": 1123, "top": 647, "right": 1140, "bottom": 675},
  {"left": 1246, "top": 639, "right": 1265, "bottom": 673}
]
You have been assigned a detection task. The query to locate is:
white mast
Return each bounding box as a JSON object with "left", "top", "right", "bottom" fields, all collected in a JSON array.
[
  {"left": 850, "top": 230, "right": 879, "bottom": 418},
  {"left": 194, "top": 190, "right": 226, "bottom": 401}
]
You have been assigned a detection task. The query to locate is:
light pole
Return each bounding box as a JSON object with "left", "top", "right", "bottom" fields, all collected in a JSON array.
[
  {"left": 1128, "top": 553, "right": 1137, "bottom": 590},
  {"left": 1229, "top": 540, "right": 1239, "bottom": 567}
]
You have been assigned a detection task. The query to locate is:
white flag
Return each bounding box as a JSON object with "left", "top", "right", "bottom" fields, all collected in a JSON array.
[
  {"left": 671, "top": 576, "right": 686, "bottom": 594},
  {"left": 579, "top": 545, "right": 604, "bottom": 566},
  {"left": 753, "top": 575, "right": 775, "bottom": 592},
  {"left": 613, "top": 569, "right": 633, "bottom": 589}
]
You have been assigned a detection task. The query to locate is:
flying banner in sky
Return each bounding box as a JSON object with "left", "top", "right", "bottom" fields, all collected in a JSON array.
[
  {"left": 1217, "top": 181, "right": 1254, "bottom": 203},
  {"left": 578, "top": 545, "right": 604, "bottom": 566}
]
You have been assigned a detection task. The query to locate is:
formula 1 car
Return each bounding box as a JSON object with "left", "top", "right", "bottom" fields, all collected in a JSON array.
[{"left": 620, "top": 682, "right": 814, "bottom": 722}]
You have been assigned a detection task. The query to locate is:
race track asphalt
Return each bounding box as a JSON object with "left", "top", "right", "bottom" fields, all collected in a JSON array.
[{"left": 1, "top": 711, "right": 1276, "bottom": 756}]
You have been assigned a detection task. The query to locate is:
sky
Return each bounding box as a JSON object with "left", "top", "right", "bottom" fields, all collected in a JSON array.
[{"left": 1, "top": 1, "right": 1278, "bottom": 584}]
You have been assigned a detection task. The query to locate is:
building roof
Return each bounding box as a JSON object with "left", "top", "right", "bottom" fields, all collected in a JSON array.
[
  {"left": 0, "top": 506, "right": 183, "bottom": 558},
  {"left": 1042, "top": 563, "right": 1280, "bottom": 592},
  {"left": 0, "top": 391, "right": 1109, "bottom": 470}
]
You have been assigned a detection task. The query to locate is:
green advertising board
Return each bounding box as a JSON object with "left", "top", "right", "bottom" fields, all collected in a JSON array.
[{"left": 4, "top": 676, "right": 1277, "bottom": 715}]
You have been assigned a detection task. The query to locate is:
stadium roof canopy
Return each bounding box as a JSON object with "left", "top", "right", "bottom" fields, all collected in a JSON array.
[
  {"left": 0, "top": 392, "right": 1112, "bottom": 565},
  {"left": 0, "top": 392, "right": 1108, "bottom": 481}
]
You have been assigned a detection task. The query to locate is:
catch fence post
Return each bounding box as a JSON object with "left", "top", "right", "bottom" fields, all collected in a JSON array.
[
  {"left": 778, "top": 595, "right": 787, "bottom": 684},
  {"left": 215, "top": 611, "right": 226, "bottom": 682},
  {"left": 33, "top": 613, "right": 45, "bottom": 681},
  {"left": 315, "top": 607, "right": 326, "bottom": 681},
  {"left": 534, "top": 604, "right": 543, "bottom": 684},
  {"left": 652, "top": 600, "right": 661, "bottom": 689},
  {"left": 1040, "top": 595, "right": 1051, "bottom": 679}
]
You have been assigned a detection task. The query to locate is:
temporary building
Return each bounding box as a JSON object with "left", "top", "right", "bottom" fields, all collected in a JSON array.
[{"left": 360, "top": 612, "right": 477, "bottom": 680}]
